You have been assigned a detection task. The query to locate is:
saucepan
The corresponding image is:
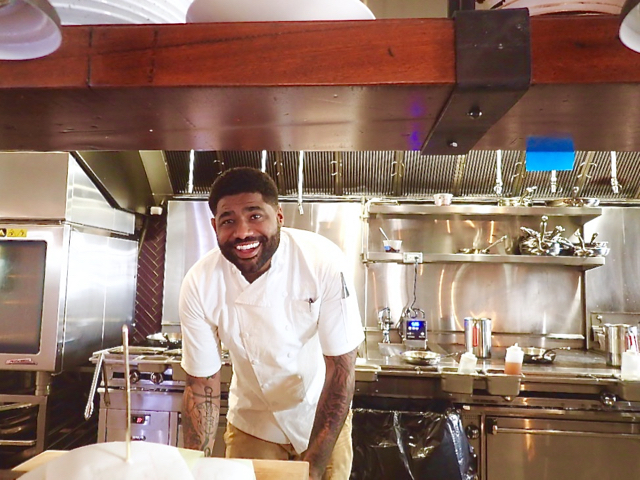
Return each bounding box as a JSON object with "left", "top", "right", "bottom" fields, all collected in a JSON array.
[
  {"left": 522, "top": 346, "right": 571, "bottom": 364},
  {"left": 401, "top": 350, "right": 457, "bottom": 366}
]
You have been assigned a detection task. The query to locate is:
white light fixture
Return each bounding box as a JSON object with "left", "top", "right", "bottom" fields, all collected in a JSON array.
[
  {"left": 186, "top": 0, "right": 375, "bottom": 22},
  {"left": 620, "top": 0, "right": 640, "bottom": 52},
  {"left": 0, "top": 0, "right": 62, "bottom": 60}
]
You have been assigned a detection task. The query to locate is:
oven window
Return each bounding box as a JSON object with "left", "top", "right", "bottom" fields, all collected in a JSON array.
[{"left": 0, "top": 241, "right": 46, "bottom": 353}]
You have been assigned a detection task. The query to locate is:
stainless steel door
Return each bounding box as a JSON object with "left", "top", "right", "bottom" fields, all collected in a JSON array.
[{"left": 486, "top": 416, "right": 640, "bottom": 480}]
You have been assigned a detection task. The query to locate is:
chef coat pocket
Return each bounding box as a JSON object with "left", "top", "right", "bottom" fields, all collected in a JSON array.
[{"left": 290, "top": 298, "right": 320, "bottom": 342}]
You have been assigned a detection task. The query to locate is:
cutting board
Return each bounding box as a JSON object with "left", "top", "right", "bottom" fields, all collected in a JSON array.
[{"left": 12, "top": 450, "right": 309, "bottom": 480}]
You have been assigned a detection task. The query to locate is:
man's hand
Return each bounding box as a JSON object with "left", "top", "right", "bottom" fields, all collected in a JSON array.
[
  {"left": 182, "top": 372, "right": 221, "bottom": 456},
  {"left": 302, "top": 348, "right": 357, "bottom": 480}
]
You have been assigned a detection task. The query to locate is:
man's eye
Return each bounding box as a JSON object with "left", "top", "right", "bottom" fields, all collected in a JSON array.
[
  {"left": 220, "top": 219, "right": 233, "bottom": 226},
  {"left": 250, "top": 214, "right": 262, "bottom": 220}
]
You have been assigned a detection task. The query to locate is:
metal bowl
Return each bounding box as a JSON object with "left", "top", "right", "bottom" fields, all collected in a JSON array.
[
  {"left": 498, "top": 197, "right": 533, "bottom": 207},
  {"left": 401, "top": 350, "right": 442, "bottom": 366}
]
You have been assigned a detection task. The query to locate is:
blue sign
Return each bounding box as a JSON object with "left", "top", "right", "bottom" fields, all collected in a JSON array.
[{"left": 526, "top": 136, "right": 575, "bottom": 172}]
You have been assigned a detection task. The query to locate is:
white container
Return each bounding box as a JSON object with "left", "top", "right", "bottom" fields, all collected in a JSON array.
[
  {"left": 383, "top": 239, "right": 402, "bottom": 253},
  {"left": 458, "top": 352, "right": 477, "bottom": 374},
  {"left": 504, "top": 343, "right": 524, "bottom": 375},
  {"left": 621, "top": 350, "right": 640, "bottom": 380},
  {"left": 434, "top": 193, "right": 453, "bottom": 206}
]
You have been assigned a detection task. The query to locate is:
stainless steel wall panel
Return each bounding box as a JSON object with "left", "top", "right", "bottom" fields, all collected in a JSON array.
[
  {"left": 103, "top": 236, "right": 138, "bottom": 349},
  {"left": 365, "top": 262, "right": 582, "bottom": 338},
  {"left": 585, "top": 207, "right": 640, "bottom": 314},
  {"left": 0, "top": 152, "right": 69, "bottom": 220},
  {"left": 63, "top": 229, "right": 137, "bottom": 369},
  {"left": 162, "top": 201, "right": 365, "bottom": 331},
  {"left": 162, "top": 201, "right": 216, "bottom": 329},
  {"left": 66, "top": 157, "right": 135, "bottom": 234}
]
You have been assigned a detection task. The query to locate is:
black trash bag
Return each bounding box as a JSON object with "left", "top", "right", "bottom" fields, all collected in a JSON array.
[{"left": 350, "top": 408, "right": 475, "bottom": 480}]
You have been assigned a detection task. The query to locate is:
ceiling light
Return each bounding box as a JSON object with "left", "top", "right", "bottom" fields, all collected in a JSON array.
[
  {"left": 620, "top": 0, "right": 640, "bottom": 52},
  {"left": 0, "top": 0, "right": 62, "bottom": 60},
  {"left": 186, "top": 0, "right": 375, "bottom": 22}
]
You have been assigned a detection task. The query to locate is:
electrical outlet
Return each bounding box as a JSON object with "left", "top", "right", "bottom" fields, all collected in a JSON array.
[{"left": 402, "top": 252, "right": 423, "bottom": 264}]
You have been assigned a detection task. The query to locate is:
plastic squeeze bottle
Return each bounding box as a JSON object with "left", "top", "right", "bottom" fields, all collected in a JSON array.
[{"left": 504, "top": 343, "right": 524, "bottom": 375}]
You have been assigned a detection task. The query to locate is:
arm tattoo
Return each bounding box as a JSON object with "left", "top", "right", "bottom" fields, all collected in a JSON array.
[
  {"left": 303, "top": 348, "right": 357, "bottom": 480},
  {"left": 182, "top": 373, "right": 221, "bottom": 456}
]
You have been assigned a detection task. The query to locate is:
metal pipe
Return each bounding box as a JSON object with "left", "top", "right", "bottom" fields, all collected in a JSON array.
[{"left": 123, "top": 325, "right": 131, "bottom": 463}]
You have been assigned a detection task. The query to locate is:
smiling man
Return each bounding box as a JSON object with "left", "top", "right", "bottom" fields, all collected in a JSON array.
[{"left": 179, "top": 167, "right": 364, "bottom": 480}]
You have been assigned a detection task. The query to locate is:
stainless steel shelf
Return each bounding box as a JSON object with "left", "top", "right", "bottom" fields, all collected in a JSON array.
[
  {"left": 368, "top": 204, "right": 602, "bottom": 221},
  {"left": 365, "top": 253, "right": 605, "bottom": 270}
]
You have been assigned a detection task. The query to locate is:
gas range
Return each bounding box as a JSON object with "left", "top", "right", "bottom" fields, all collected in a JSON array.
[{"left": 90, "top": 346, "right": 186, "bottom": 391}]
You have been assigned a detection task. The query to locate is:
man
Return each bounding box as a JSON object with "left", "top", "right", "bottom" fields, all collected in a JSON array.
[{"left": 179, "top": 167, "right": 364, "bottom": 480}]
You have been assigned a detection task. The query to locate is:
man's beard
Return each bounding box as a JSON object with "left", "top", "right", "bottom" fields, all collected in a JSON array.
[{"left": 219, "top": 226, "right": 281, "bottom": 278}]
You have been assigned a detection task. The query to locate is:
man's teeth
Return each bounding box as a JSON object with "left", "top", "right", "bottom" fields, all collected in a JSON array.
[{"left": 236, "top": 242, "right": 259, "bottom": 251}]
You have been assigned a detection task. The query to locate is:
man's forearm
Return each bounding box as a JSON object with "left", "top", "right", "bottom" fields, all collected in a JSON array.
[
  {"left": 303, "top": 349, "right": 357, "bottom": 480},
  {"left": 182, "top": 372, "right": 221, "bottom": 456}
]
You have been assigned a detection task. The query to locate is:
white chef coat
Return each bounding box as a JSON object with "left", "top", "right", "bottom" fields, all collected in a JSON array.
[{"left": 179, "top": 227, "right": 364, "bottom": 453}]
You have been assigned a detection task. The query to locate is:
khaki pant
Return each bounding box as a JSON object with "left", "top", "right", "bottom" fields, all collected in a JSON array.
[{"left": 224, "top": 410, "right": 353, "bottom": 480}]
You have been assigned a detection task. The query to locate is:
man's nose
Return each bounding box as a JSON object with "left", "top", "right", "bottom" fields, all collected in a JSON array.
[{"left": 233, "top": 219, "right": 254, "bottom": 239}]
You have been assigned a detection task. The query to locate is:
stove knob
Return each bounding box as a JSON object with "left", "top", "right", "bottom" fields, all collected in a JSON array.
[
  {"left": 151, "top": 372, "right": 164, "bottom": 385},
  {"left": 129, "top": 370, "right": 140, "bottom": 384},
  {"left": 465, "top": 424, "right": 480, "bottom": 440},
  {"left": 600, "top": 391, "right": 617, "bottom": 407}
]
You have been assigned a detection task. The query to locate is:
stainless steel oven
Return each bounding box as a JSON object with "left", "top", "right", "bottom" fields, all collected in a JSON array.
[
  {"left": 0, "top": 224, "right": 137, "bottom": 372},
  {"left": 0, "top": 151, "right": 138, "bottom": 373}
]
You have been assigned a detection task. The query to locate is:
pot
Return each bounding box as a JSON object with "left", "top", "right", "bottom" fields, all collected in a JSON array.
[{"left": 522, "top": 346, "right": 570, "bottom": 364}]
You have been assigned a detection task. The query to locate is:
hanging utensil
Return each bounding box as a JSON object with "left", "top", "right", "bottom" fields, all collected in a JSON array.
[
  {"left": 84, "top": 351, "right": 104, "bottom": 420},
  {"left": 379, "top": 227, "right": 390, "bottom": 241}
]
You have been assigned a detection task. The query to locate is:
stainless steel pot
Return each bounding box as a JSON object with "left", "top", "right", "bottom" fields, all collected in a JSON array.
[
  {"left": 593, "top": 323, "right": 639, "bottom": 366},
  {"left": 464, "top": 317, "right": 492, "bottom": 358}
]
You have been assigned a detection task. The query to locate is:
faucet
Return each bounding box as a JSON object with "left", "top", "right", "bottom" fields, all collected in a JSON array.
[{"left": 378, "top": 307, "right": 393, "bottom": 344}]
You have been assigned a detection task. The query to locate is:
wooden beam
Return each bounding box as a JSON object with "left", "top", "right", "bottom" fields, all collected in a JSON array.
[{"left": 1, "top": 16, "right": 640, "bottom": 152}]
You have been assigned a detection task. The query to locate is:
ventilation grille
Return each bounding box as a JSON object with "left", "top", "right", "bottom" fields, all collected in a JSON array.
[{"left": 164, "top": 150, "right": 640, "bottom": 202}]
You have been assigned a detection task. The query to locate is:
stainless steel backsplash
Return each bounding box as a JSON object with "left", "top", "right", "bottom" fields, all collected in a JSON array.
[{"left": 163, "top": 200, "right": 633, "bottom": 349}]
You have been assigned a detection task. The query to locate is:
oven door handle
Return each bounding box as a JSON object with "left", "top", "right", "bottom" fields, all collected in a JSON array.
[
  {"left": 84, "top": 352, "right": 104, "bottom": 420},
  {"left": 490, "top": 426, "right": 640, "bottom": 439}
]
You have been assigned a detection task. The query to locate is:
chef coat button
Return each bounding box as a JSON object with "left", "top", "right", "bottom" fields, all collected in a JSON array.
[
  {"left": 251, "top": 359, "right": 257, "bottom": 365},
  {"left": 284, "top": 325, "right": 290, "bottom": 331},
  {"left": 287, "top": 352, "right": 293, "bottom": 358}
]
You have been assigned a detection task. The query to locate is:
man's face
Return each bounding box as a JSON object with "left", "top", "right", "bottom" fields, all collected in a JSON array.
[{"left": 212, "top": 192, "right": 284, "bottom": 283}]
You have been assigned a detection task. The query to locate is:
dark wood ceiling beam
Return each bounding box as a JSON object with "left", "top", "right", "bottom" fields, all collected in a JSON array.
[{"left": 0, "top": 16, "right": 639, "bottom": 152}]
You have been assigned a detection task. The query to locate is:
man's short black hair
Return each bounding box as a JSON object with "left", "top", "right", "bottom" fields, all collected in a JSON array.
[{"left": 208, "top": 167, "right": 279, "bottom": 215}]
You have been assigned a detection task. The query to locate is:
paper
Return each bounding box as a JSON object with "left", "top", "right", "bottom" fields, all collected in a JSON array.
[
  {"left": 19, "top": 442, "right": 194, "bottom": 480},
  {"left": 191, "top": 458, "right": 256, "bottom": 480}
]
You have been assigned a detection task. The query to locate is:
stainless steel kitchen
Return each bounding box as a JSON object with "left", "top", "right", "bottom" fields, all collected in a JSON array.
[{"left": 1, "top": 1, "right": 640, "bottom": 479}]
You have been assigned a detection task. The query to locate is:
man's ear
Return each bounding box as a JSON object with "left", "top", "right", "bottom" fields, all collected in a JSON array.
[
  {"left": 211, "top": 217, "right": 217, "bottom": 234},
  {"left": 276, "top": 205, "right": 284, "bottom": 226}
]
